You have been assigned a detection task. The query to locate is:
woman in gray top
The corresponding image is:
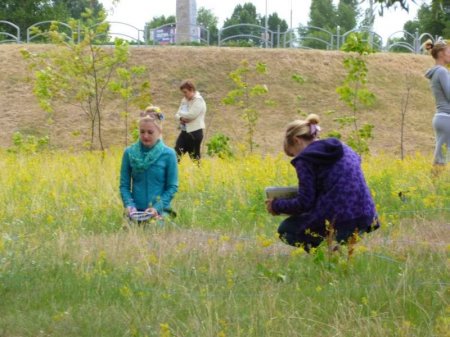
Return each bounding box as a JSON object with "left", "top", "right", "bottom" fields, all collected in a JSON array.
[{"left": 425, "top": 42, "right": 450, "bottom": 166}]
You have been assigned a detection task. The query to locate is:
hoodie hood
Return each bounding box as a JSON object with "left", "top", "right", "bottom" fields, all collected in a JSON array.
[
  {"left": 425, "top": 65, "right": 443, "bottom": 80},
  {"left": 293, "top": 138, "right": 344, "bottom": 166}
]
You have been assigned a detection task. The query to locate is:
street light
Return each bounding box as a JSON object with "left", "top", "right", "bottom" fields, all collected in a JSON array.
[
  {"left": 290, "top": 0, "right": 293, "bottom": 30},
  {"left": 265, "top": 0, "right": 268, "bottom": 48}
]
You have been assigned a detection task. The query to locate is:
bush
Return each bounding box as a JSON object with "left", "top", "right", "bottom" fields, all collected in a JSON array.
[
  {"left": 206, "top": 133, "right": 234, "bottom": 158},
  {"left": 7, "top": 131, "right": 49, "bottom": 154}
]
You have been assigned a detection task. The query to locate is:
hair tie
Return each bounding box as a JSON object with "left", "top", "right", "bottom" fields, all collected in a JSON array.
[
  {"left": 310, "top": 124, "right": 321, "bottom": 136},
  {"left": 140, "top": 109, "right": 165, "bottom": 121}
]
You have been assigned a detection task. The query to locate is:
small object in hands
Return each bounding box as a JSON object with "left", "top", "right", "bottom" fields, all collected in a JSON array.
[
  {"left": 265, "top": 186, "right": 298, "bottom": 199},
  {"left": 398, "top": 191, "right": 409, "bottom": 203},
  {"left": 129, "top": 211, "right": 154, "bottom": 222}
]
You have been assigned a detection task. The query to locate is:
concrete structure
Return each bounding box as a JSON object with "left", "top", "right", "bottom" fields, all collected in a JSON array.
[{"left": 176, "top": 0, "right": 198, "bottom": 44}]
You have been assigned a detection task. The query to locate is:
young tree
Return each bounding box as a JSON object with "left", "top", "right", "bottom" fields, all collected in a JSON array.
[
  {"left": 335, "top": 33, "right": 376, "bottom": 155},
  {"left": 21, "top": 9, "right": 137, "bottom": 151},
  {"left": 197, "top": 7, "right": 219, "bottom": 44},
  {"left": 222, "top": 60, "right": 270, "bottom": 152},
  {"left": 108, "top": 66, "right": 152, "bottom": 147}
]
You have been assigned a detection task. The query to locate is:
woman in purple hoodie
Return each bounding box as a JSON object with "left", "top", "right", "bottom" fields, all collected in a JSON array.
[{"left": 265, "top": 114, "right": 379, "bottom": 251}]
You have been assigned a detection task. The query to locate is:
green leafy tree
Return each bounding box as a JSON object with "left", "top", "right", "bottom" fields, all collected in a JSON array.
[
  {"left": 0, "top": 0, "right": 105, "bottom": 41},
  {"left": 375, "top": 0, "right": 450, "bottom": 19},
  {"left": 308, "top": 0, "right": 337, "bottom": 28},
  {"left": 391, "top": 1, "right": 449, "bottom": 53},
  {"left": 301, "top": 0, "right": 336, "bottom": 49},
  {"left": 53, "top": 0, "right": 104, "bottom": 20},
  {"left": 222, "top": 3, "right": 261, "bottom": 46},
  {"left": 403, "top": 1, "right": 450, "bottom": 39},
  {"left": 0, "top": 0, "right": 63, "bottom": 41},
  {"left": 108, "top": 66, "right": 152, "bottom": 146},
  {"left": 197, "top": 7, "right": 219, "bottom": 45},
  {"left": 335, "top": 33, "right": 376, "bottom": 155},
  {"left": 21, "top": 9, "right": 133, "bottom": 151},
  {"left": 373, "top": 0, "right": 444, "bottom": 11},
  {"left": 145, "top": 15, "right": 176, "bottom": 29},
  {"left": 222, "top": 60, "right": 270, "bottom": 152},
  {"left": 302, "top": 0, "right": 360, "bottom": 49},
  {"left": 337, "top": 0, "right": 359, "bottom": 33},
  {"left": 259, "top": 13, "right": 289, "bottom": 47}
]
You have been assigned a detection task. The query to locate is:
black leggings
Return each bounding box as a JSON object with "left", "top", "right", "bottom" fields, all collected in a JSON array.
[
  {"left": 278, "top": 214, "right": 379, "bottom": 252},
  {"left": 175, "top": 129, "right": 203, "bottom": 161}
]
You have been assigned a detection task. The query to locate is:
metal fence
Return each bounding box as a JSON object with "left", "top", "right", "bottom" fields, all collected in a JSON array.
[{"left": 0, "top": 19, "right": 443, "bottom": 54}]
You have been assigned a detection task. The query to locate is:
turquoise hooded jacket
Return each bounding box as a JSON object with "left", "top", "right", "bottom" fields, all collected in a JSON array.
[{"left": 120, "top": 141, "right": 178, "bottom": 214}]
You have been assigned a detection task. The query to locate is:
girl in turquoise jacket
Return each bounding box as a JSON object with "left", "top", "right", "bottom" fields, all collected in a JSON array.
[{"left": 120, "top": 107, "right": 178, "bottom": 218}]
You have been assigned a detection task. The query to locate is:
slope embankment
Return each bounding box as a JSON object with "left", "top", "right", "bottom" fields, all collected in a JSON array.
[{"left": 0, "top": 45, "right": 435, "bottom": 155}]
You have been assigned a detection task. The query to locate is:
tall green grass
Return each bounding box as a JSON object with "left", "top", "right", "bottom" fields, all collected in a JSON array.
[{"left": 0, "top": 149, "right": 448, "bottom": 336}]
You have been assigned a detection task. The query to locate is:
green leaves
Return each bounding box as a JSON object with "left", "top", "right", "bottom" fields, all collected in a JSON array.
[
  {"left": 341, "top": 32, "right": 374, "bottom": 55},
  {"left": 335, "top": 32, "right": 376, "bottom": 155},
  {"left": 292, "top": 74, "right": 305, "bottom": 84},
  {"left": 222, "top": 60, "right": 272, "bottom": 152},
  {"left": 206, "top": 133, "right": 234, "bottom": 158},
  {"left": 20, "top": 8, "right": 150, "bottom": 151},
  {"left": 255, "top": 62, "right": 267, "bottom": 74},
  {"left": 249, "top": 84, "right": 268, "bottom": 96},
  {"left": 256, "top": 263, "right": 287, "bottom": 283}
]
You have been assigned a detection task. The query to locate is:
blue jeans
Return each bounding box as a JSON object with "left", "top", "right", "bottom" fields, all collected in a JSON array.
[{"left": 278, "top": 214, "right": 379, "bottom": 252}]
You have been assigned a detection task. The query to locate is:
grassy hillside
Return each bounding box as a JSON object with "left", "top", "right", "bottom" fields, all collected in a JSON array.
[{"left": 0, "top": 45, "right": 436, "bottom": 155}]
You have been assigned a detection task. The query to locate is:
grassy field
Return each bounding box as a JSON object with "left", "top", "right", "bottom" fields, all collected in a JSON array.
[{"left": 0, "top": 149, "right": 448, "bottom": 336}]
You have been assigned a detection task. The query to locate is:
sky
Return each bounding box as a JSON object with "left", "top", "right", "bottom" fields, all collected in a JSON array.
[{"left": 100, "top": 0, "right": 431, "bottom": 43}]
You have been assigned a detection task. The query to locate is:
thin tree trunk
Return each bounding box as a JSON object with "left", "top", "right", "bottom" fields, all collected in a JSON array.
[
  {"left": 125, "top": 100, "right": 129, "bottom": 147},
  {"left": 400, "top": 85, "right": 411, "bottom": 160},
  {"left": 90, "top": 118, "right": 95, "bottom": 151}
]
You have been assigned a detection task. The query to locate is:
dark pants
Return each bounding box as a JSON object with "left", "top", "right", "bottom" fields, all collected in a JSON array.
[
  {"left": 175, "top": 129, "right": 203, "bottom": 161},
  {"left": 278, "top": 214, "right": 379, "bottom": 252}
]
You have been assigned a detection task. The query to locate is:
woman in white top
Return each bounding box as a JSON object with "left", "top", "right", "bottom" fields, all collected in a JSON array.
[{"left": 175, "top": 80, "right": 207, "bottom": 161}]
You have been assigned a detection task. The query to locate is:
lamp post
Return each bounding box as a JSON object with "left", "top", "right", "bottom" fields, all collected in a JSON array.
[
  {"left": 264, "top": 0, "right": 268, "bottom": 48},
  {"left": 290, "top": 0, "right": 293, "bottom": 30}
]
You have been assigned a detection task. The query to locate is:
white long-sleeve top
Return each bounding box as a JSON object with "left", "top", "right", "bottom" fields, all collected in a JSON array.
[{"left": 175, "top": 91, "right": 207, "bottom": 133}]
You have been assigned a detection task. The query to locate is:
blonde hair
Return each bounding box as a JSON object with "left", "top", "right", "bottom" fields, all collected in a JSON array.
[
  {"left": 139, "top": 106, "right": 164, "bottom": 131},
  {"left": 431, "top": 41, "right": 448, "bottom": 60},
  {"left": 283, "top": 114, "right": 321, "bottom": 156},
  {"left": 422, "top": 39, "right": 433, "bottom": 51}
]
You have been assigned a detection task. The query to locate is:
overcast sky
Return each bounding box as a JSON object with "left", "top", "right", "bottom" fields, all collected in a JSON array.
[{"left": 100, "top": 0, "right": 430, "bottom": 42}]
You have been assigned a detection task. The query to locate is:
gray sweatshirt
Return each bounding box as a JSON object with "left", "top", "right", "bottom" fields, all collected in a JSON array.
[{"left": 425, "top": 65, "right": 450, "bottom": 114}]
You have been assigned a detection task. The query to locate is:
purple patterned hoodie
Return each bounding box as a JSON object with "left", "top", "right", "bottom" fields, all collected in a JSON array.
[{"left": 272, "top": 138, "right": 377, "bottom": 229}]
